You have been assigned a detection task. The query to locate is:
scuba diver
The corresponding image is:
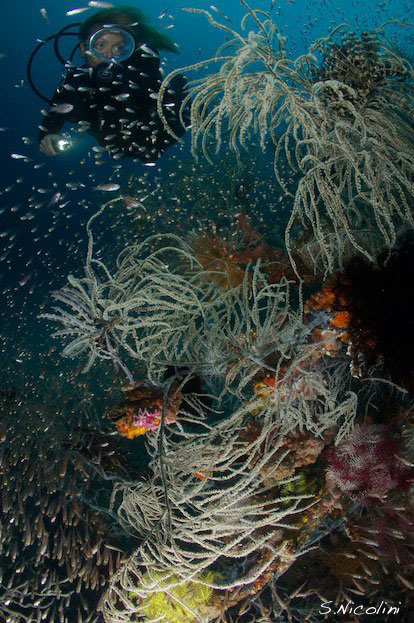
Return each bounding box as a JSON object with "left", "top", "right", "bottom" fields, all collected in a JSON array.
[{"left": 33, "top": 6, "right": 189, "bottom": 163}]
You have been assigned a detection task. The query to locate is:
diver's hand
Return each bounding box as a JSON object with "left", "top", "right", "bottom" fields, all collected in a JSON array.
[{"left": 39, "top": 134, "right": 62, "bottom": 156}]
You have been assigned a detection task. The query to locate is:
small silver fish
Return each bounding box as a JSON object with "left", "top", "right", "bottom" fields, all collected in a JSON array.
[
  {"left": 93, "top": 183, "right": 121, "bottom": 192},
  {"left": 139, "top": 44, "right": 158, "bottom": 57},
  {"left": 19, "top": 274, "right": 32, "bottom": 286},
  {"left": 209, "top": 4, "right": 232, "bottom": 23},
  {"left": 50, "top": 103, "right": 74, "bottom": 114},
  {"left": 158, "top": 6, "right": 170, "bottom": 19},
  {"left": 123, "top": 195, "right": 142, "bottom": 209},
  {"left": 66, "top": 7, "right": 90, "bottom": 16},
  {"left": 48, "top": 192, "right": 62, "bottom": 207},
  {"left": 89, "top": 1, "right": 114, "bottom": 7}
]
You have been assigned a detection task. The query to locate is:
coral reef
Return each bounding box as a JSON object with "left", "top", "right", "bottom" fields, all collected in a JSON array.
[
  {"left": 33, "top": 6, "right": 414, "bottom": 623},
  {"left": 160, "top": 8, "right": 414, "bottom": 274},
  {"left": 189, "top": 213, "right": 314, "bottom": 291}
]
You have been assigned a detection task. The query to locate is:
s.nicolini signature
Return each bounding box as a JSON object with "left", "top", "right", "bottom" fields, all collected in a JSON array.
[{"left": 319, "top": 601, "right": 401, "bottom": 616}]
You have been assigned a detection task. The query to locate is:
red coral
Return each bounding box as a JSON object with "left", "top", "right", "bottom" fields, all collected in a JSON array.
[
  {"left": 325, "top": 424, "right": 413, "bottom": 505},
  {"left": 235, "top": 212, "right": 314, "bottom": 282}
]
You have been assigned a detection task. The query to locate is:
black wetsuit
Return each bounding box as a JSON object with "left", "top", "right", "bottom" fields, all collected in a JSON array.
[{"left": 38, "top": 47, "right": 189, "bottom": 162}]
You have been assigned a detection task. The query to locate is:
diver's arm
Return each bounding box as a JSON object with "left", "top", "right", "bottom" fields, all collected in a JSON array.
[
  {"left": 38, "top": 95, "right": 66, "bottom": 155},
  {"left": 39, "top": 134, "right": 64, "bottom": 156},
  {"left": 38, "top": 94, "right": 69, "bottom": 143},
  {"left": 38, "top": 71, "right": 79, "bottom": 153},
  {"left": 38, "top": 121, "right": 65, "bottom": 153}
]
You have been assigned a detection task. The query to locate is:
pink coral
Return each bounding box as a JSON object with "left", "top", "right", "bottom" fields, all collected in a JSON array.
[{"left": 132, "top": 408, "right": 162, "bottom": 431}]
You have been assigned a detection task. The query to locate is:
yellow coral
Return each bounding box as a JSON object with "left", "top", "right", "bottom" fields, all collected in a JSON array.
[
  {"left": 115, "top": 415, "right": 148, "bottom": 439},
  {"left": 135, "top": 570, "right": 220, "bottom": 623}
]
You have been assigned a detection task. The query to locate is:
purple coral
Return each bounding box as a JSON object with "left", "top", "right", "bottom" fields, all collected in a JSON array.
[{"left": 325, "top": 424, "right": 413, "bottom": 505}]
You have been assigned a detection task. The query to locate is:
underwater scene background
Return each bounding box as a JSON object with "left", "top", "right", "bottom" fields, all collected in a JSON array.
[{"left": 2, "top": 0, "right": 414, "bottom": 621}]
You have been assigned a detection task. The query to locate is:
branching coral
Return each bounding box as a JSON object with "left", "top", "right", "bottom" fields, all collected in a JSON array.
[
  {"left": 158, "top": 4, "right": 414, "bottom": 274},
  {"left": 41, "top": 268, "right": 134, "bottom": 379},
  {"left": 98, "top": 320, "right": 360, "bottom": 622},
  {"left": 42, "top": 204, "right": 211, "bottom": 384},
  {"left": 288, "top": 24, "right": 414, "bottom": 274},
  {"left": 247, "top": 338, "right": 358, "bottom": 440},
  {"left": 43, "top": 203, "right": 306, "bottom": 398},
  {"left": 101, "top": 392, "right": 331, "bottom": 622}
]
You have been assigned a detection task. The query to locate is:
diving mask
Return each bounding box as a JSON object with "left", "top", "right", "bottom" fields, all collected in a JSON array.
[{"left": 87, "top": 27, "right": 135, "bottom": 64}]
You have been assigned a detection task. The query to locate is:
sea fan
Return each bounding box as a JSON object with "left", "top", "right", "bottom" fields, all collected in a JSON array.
[{"left": 189, "top": 234, "right": 246, "bottom": 290}]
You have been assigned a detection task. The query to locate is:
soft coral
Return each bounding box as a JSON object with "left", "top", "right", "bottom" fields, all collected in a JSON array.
[{"left": 325, "top": 424, "right": 413, "bottom": 505}]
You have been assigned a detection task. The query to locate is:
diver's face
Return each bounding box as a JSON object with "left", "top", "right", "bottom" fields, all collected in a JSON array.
[
  {"left": 81, "top": 31, "right": 126, "bottom": 67},
  {"left": 91, "top": 31, "right": 125, "bottom": 59}
]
